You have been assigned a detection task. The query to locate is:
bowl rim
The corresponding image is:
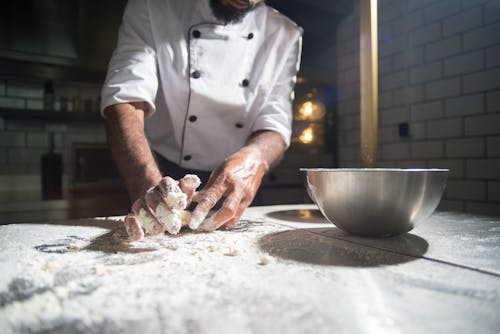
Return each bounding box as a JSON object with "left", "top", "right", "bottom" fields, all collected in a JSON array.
[{"left": 299, "top": 168, "right": 450, "bottom": 172}]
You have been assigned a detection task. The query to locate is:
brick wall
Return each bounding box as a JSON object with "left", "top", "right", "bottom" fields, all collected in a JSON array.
[
  {"left": 0, "top": 77, "right": 105, "bottom": 190},
  {"left": 337, "top": 0, "right": 500, "bottom": 216}
]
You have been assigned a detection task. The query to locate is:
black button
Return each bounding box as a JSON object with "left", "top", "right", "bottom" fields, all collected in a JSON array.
[
  {"left": 242, "top": 79, "right": 249, "bottom": 87},
  {"left": 183, "top": 155, "right": 192, "bottom": 161},
  {"left": 192, "top": 30, "right": 201, "bottom": 38},
  {"left": 188, "top": 115, "right": 197, "bottom": 122},
  {"left": 247, "top": 32, "right": 254, "bottom": 39},
  {"left": 235, "top": 123, "right": 244, "bottom": 128},
  {"left": 191, "top": 70, "right": 201, "bottom": 79}
]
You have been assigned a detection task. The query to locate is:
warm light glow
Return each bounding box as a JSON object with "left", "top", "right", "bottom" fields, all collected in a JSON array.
[
  {"left": 296, "top": 76, "right": 306, "bottom": 84},
  {"left": 296, "top": 100, "right": 326, "bottom": 121},
  {"left": 302, "top": 102, "right": 313, "bottom": 117},
  {"left": 299, "top": 126, "right": 314, "bottom": 144}
]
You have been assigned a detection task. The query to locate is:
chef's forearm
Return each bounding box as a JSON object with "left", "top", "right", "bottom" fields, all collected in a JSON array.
[
  {"left": 104, "top": 102, "right": 162, "bottom": 201},
  {"left": 246, "top": 130, "right": 286, "bottom": 171}
]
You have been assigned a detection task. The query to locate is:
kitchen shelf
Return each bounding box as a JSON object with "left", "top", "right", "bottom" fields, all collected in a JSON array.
[
  {"left": 0, "top": 59, "right": 106, "bottom": 84},
  {"left": 0, "top": 108, "right": 102, "bottom": 122}
]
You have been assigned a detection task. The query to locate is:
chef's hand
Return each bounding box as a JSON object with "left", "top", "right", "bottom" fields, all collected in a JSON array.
[
  {"left": 124, "top": 174, "right": 201, "bottom": 241},
  {"left": 189, "top": 147, "right": 269, "bottom": 231}
]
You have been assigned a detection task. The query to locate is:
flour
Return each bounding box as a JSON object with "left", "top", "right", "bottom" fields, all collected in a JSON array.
[
  {"left": 1, "top": 207, "right": 499, "bottom": 334},
  {"left": 0, "top": 219, "right": 301, "bottom": 334}
]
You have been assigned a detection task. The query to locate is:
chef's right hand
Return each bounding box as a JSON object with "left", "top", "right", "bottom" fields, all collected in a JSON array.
[{"left": 123, "top": 174, "right": 201, "bottom": 241}]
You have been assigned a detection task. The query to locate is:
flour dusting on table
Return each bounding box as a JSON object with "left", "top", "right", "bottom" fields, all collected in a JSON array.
[
  {"left": 0, "top": 217, "right": 343, "bottom": 334},
  {"left": 2, "top": 207, "right": 499, "bottom": 334}
]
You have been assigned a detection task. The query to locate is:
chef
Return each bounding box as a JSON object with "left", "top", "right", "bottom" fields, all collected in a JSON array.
[{"left": 101, "top": 0, "right": 303, "bottom": 237}]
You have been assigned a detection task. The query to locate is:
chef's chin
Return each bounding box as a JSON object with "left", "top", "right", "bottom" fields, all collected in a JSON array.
[{"left": 209, "top": 0, "right": 259, "bottom": 24}]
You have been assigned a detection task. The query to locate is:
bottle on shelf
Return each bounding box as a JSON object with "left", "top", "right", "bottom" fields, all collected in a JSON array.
[
  {"left": 41, "top": 132, "right": 63, "bottom": 200},
  {"left": 43, "top": 80, "right": 55, "bottom": 111}
]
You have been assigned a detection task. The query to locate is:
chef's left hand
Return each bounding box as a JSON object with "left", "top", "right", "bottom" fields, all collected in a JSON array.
[{"left": 189, "top": 146, "right": 269, "bottom": 231}]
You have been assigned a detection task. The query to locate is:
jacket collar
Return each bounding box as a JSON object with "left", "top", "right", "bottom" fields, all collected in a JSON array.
[{"left": 195, "top": 0, "right": 262, "bottom": 33}]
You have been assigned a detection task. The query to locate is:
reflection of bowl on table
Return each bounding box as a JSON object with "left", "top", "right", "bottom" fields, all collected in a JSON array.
[
  {"left": 301, "top": 168, "right": 449, "bottom": 237},
  {"left": 266, "top": 209, "right": 329, "bottom": 224}
]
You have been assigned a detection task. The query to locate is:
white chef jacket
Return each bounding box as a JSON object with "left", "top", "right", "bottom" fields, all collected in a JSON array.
[{"left": 101, "top": 0, "right": 303, "bottom": 171}]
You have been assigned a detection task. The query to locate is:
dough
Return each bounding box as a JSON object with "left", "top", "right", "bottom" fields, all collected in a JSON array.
[{"left": 130, "top": 174, "right": 201, "bottom": 240}]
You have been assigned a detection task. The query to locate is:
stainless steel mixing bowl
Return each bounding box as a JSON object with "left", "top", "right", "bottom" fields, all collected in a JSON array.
[{"left": 301, "top": 168, "right": 449, "bottom": 237}]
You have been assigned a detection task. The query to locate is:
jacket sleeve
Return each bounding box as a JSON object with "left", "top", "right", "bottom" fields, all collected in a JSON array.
[
  {"left": 101, "top": 0, "right": 158, "bottom": 116},
  {"left": 250, "top": 29, "right": 303, "bottom": 148}
]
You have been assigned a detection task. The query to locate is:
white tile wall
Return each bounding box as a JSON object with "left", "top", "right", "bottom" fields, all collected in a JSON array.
[
  {"left": 397, "top": 159, "right": 427, "bottom": 168},
  {"left": 338, "top": 147, "right": 358, "bottom": 162},
  {"left": 425, "top": 78, "right": 460, "bottom": 100},
  {"left": 380, "top": 107, "right": 409, "bottom": 125},
  {"left": 445, "top": 94, "right": 484, "bottom": 117},
  {"left": 444, "top": 50, "right": 484, "bottom": 76},
  {"left": 439, "top": 199, "right": 465, "bottom": 211},
  {"left": 381, "top": 143, "right": 410, "bottom": 160},
  {"left": 486, "top": 90, "right": 500, "bottom": 111},
  {"left": 338, "top": 83, "right": 359, "bottom": 100},
  {"left": 6, "top": 120, "right": 44, "bottom": 131},
  {"left": 465, "top": 113, "right": 500, "bottom": 136},
  {"left": 379, "top": 0, "right": 406, "bottom": 23},
  {"left": 463, "top": 21, "right": 500, "bottom": 51},
  {"left": 489, "top": 181, "right": 500, "bottom": 202},
  {"left": 487, "top": 136, "right": 500, "bottom": 157},
  {"left": 486, "top": 45, "right": 500, "bottom": 67},
  {"left": 407, "top": 0, "right": 435, "bottom": 11},
  {"left": 343, "top": 131, "right": 360, "bottom": 145},
  {"left": 0, "top": 97, "right": 26, "bottom": 109},
  {"left": 7, "top": 148, "right": 47, "bottom": 164},
  {"left": 445, "top": 138, "right": 484, "bottom": 157},
  {"left": 410, "top": 61, "right": 442, "bottom": 84},
  {"left": 427, "top": 118, "right": 462, "bottom": 138},
  {"left": 442, "top": 6, "right": 482, "bottom": 37},
  {"left": 379, "top": 126, "right": 398, "bottom": 143},
  {"left": 26, "top": 99, "right": 44, "bottom": 110},
  {"left": 461, "top": 0, "right": 489, "bottom": 10},
  {"left": 423, "top": 0, "right": 461, "bottom": 23},
  {"left": 398, "top": 85, "right": 425, "bottom": 104},
  {"left": 411, "top": 140, "right": 444, "bottom": 158},
  {"left": 0, "top": 164, "right": 29, "bottom": 174},
  {"left": 0, "top": 148, "right": 6, "bottom": 164},
  {"left": 0, "top": 132, "right": 25, "bottom": 147},
  {"left": 26, "top": 133, "right": 49, "bottom": 148},
  {"left": 466, "top": 159, "right": 500, "bottom": 179},
  {"left": 425, "top": 36, "right": 461, "bottom": 61},
  {"left": 6, "top": 83, "right": 43, "bottom": 99},
  {"left": 410, "top": 122, "right": 427, "bottom": 139},
  {"left": 406, "top": 10, "right": 424, "bottom": 30},
  {"left": 45, "top": 123, "right": 68, "bottom": 133},
  {"left": 336, "top": 0, "right": 500, "bottom": 215},
  {"left": 485, "top": 0, "right": 500, "bottom": 24},
  {"left": 380, "top": 70, "right": 407, "bottom": 91},
  {"left": 466, "top": 202, "right": 500, "bottom": 216},
  {"left": 410, "top": 101, "right": 443, "bottom": 120},
  {"left": 446, "top": 179, "right": 486, "bottom": 200},
  {"left": 405, "top": 47, "right": 425, "bottom": 66},
  {"left": 339, "top": 113, "right": 360, "bottom": 130},
  {"left": 379, "top": 92, "right": 393, "bottom": 109},
  {"left": 409, "top": 22, "right": 441, "bottom": 47},
  {"left": 379, "top": 35, "right": 407, "bottom": 57},
  {"left": 463, "top": 67, "right": 500, "bottom": 93}
]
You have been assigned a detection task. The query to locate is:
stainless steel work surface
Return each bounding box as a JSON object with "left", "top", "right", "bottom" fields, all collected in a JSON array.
[{"left": 1, "top": 204, "right": 499, "bottom": 334}]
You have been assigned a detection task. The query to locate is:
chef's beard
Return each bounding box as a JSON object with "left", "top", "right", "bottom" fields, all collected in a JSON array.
[{"left": 209, "top": 0, "right": 260, "bottom": 24}]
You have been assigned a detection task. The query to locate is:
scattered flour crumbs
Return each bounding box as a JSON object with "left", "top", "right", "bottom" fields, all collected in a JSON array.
[{"left": 0, "top": 218, "right": 331, "bottom": 334}]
